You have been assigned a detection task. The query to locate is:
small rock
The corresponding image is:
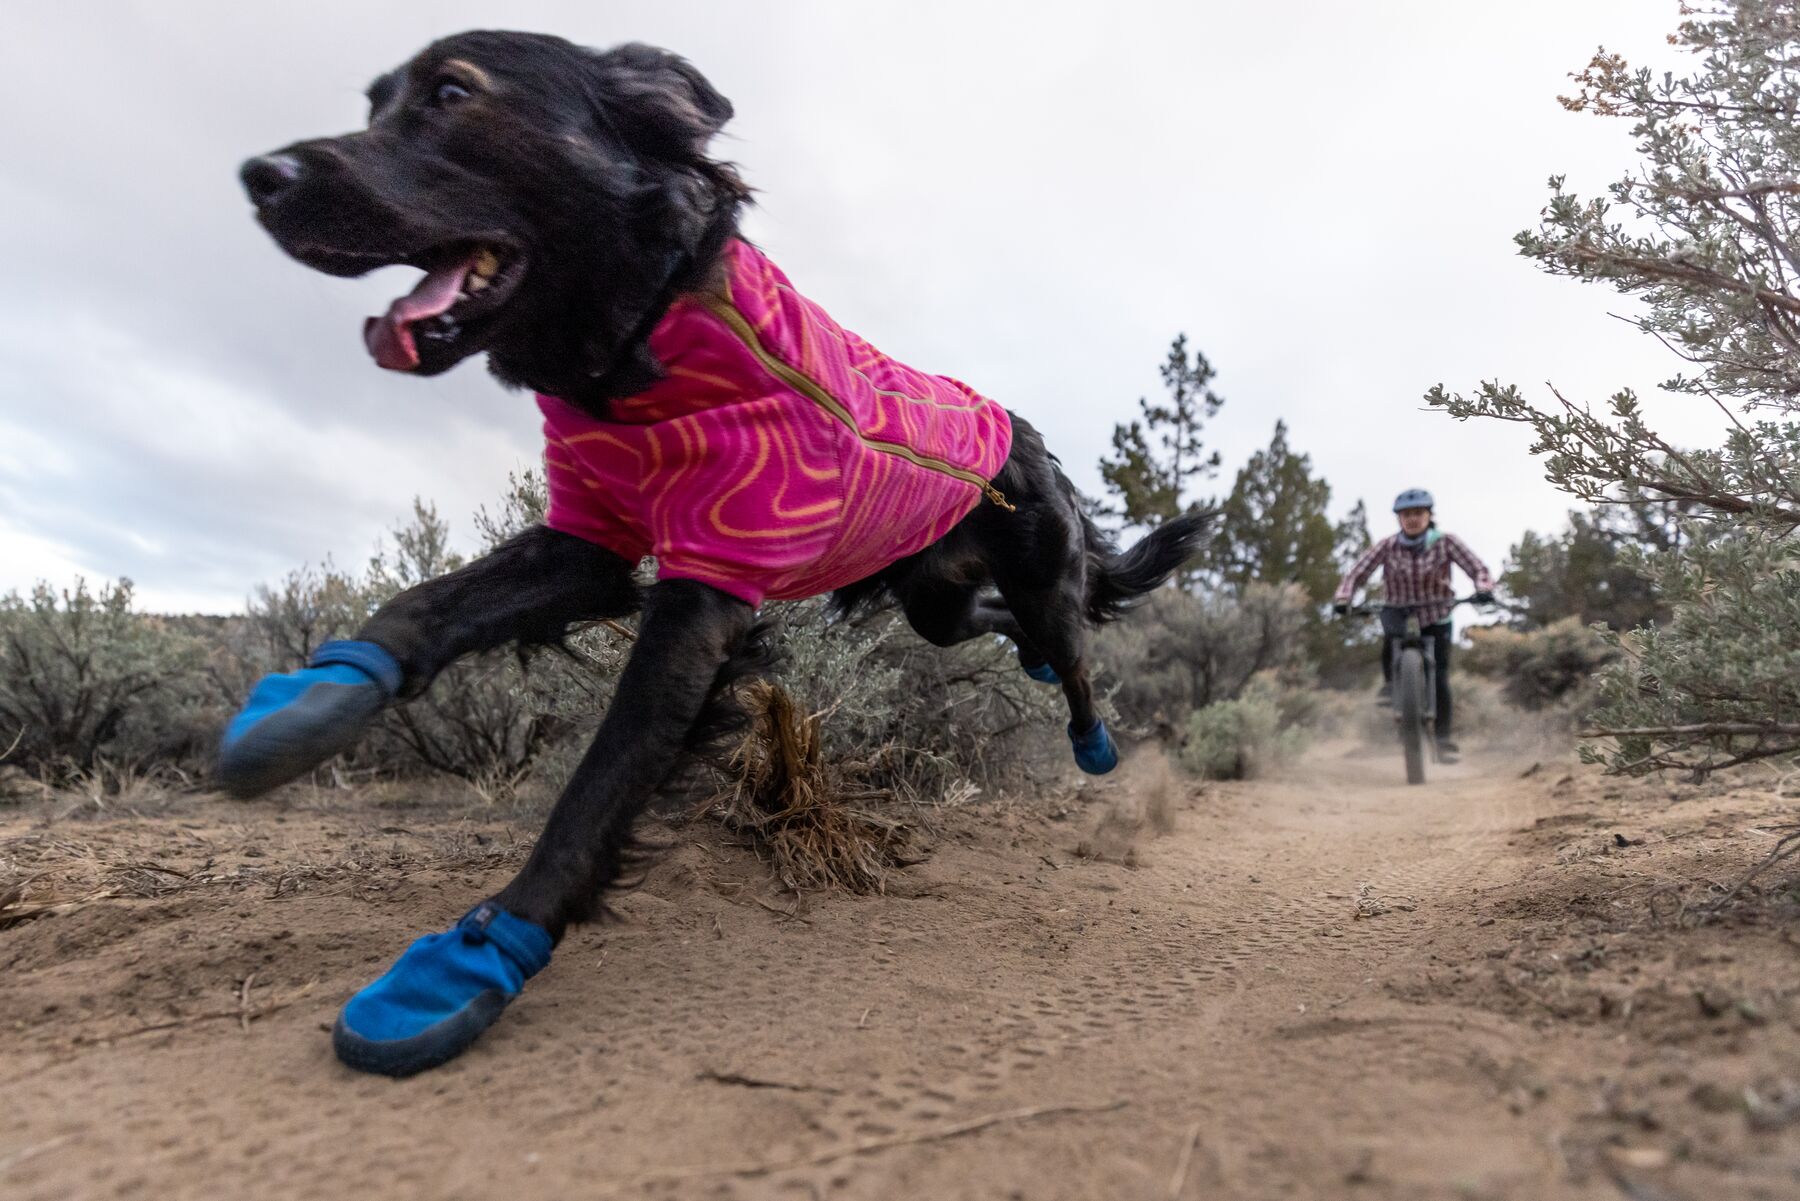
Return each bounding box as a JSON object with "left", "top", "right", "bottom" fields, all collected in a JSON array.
[
  {"left": 1607, "top": 1145, "right": 1670, "bottom": 1170},
  {"left": 1735, "top": 999, "right": 1768, "bottom": 1026},
  {"left": 1689, "top": 1082, "right": 1740, "bottom": 1113}
]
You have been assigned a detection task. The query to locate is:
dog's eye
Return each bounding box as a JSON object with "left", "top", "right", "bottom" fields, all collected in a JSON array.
[{"left": 432, "top": 80, "right": 472, "bottom": 108}]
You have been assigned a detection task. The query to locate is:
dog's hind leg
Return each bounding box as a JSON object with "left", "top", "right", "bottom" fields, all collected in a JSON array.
[
  {"left": 217, "top": 526, "right": 639, "bottom": 797},
  {"left": 894, "top": 567, "right": 1065, "bottom": 686},
  {"left": 875, "top": 547, "right": 1056, "bottom": 678},
  {"left": 332, "top": 579, "right": 754, "bottom": 1077},
  {"left": 968, "top": 596, "right": 1062, "bottom": 683},
  {"left": 967, "top": 502, "right": 1118, "bottom": 774},
  {"left": 895, "top": 574, "right": 1001, "bottom": 647},
  {"left": 992, "top": 574, "right": 1115, "bottom": 773}
]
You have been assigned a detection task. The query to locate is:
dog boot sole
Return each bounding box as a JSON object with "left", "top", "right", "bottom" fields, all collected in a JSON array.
[{"left": 332, "top": 990, "right": 511, "bottom": 1077}]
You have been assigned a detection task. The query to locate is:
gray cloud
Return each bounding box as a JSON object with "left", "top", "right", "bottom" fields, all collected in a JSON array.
[{"left": 1, "top": 1, "right": 1714, "bottom": 612}]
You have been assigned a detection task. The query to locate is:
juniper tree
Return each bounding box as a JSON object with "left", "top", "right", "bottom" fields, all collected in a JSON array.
[
  {"left": 1208, "top": 420, "right": 1366, "bottom": 604},
  {"left": 1098, "top": 334, "right": 1224, "bottom": 530},
  {"left": 1430, "top": 0, "right": 1800, "bottom": 773},
  {"left": 1501, "top": 491, "right": 1687, "bottom": 632}
]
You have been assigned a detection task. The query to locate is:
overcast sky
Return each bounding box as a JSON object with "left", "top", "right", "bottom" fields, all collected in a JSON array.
[{"left": 2, "top": 2, "right": 1720, "bottom": 613}]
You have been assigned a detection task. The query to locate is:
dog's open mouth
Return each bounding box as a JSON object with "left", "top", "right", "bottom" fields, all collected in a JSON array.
[{"left": 356, "top": 243, "right": 526, "bottom": 373}]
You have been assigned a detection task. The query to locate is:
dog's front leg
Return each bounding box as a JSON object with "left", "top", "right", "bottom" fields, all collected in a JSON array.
[
  {"left": 332, "top": 579, "right": 753, "bottom": 1076},
  {"left": 357, "top": 524, "right": 641, "bottom": 690},
  {"left": 217, "top": 525, "right": 640, "bottom": 797},
  {"left": 493, "top": 579, "right": 753, "bottom": 931}
]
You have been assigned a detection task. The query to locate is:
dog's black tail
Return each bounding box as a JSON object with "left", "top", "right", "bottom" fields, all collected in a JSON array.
[{"left": 1082, "top": 508, "right": 1211, "bottom": 624}]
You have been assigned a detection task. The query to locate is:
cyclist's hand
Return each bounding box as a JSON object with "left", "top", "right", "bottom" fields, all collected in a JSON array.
[
  {"left": 1472, "top": 590, "right": 1496, "bottom": 607},
  {"left": 1332, "top": 602, "right": 1350, "bottom": 619}
]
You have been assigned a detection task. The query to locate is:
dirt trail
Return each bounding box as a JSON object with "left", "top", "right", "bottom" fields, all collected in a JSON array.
[{"left": 3, "top": 743, "right": 1797, "bottom": 1200}]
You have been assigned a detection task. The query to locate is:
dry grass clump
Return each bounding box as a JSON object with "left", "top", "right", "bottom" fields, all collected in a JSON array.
[
  {"left": 0, "top": 822, "right": 533, "bottom": 930},
  {"left": 708, "top": 681, "right": 912, "bottom": 894}
]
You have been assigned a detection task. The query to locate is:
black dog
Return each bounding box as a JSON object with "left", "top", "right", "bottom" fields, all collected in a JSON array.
[{"left": 230, "top": 30, "right": 1206, "bottom": 1075}]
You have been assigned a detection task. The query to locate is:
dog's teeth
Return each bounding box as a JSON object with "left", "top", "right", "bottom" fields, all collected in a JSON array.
[
  {"left": 466, "top": 274, "right": 489, "bottom": 294},
  {"left": 472, "top": 249, "right": 500, "bottom": 279}
]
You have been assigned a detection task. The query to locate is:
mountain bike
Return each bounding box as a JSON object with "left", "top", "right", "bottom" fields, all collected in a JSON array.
[{"left": 1344, "top": 597, "right": 1481, "bottom": 786}]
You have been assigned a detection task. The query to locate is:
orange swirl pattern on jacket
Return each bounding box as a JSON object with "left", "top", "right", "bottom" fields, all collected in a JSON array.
[{"left": 539, "top": 240, "right": 1015, "bottom": 607}]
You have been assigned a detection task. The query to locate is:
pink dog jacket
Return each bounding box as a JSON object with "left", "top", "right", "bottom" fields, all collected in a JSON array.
[{"left": 540, "top": 240, "right": 1014, "bottom": 607}]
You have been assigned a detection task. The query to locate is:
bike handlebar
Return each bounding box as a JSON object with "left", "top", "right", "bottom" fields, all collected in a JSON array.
[{"left": 1339, "top": 595, "right": 1489, "bottom": 620}]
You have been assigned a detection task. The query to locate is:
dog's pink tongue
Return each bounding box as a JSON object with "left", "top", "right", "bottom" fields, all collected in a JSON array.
[{"left": 362, "top": 253, "right": 478, "bottom": 371}]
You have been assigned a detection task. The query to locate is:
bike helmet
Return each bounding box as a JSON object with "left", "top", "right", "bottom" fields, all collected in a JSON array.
[{"left": 1392, "top": 487, "right": 1434, "bottom": 512}]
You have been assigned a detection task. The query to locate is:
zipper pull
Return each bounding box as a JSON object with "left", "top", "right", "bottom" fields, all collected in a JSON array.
[{"left": 984, "top": 483, "right": 1016, "bottom": 512}]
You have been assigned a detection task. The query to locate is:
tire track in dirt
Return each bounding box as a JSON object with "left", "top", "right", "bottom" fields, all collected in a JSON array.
[{"left": 0, "top": 744, "right": 1723, "bottom": 1200}]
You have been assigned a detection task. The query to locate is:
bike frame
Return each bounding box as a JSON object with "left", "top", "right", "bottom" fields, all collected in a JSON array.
[{"left": 1344, "top": 596, "right": 1481, "bottom": 782}]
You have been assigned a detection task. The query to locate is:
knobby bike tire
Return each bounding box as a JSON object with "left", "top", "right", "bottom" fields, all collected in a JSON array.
[{"left": 1398, "top": 647, "right": 1427, "bottom": 785}]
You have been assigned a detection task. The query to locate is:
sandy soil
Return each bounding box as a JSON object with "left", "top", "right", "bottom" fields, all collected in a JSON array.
[{"left": 3, "top": 741, "right": 1798, "bottom": 1200}]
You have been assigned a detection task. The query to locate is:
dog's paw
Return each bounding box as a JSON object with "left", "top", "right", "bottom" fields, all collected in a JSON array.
[
  {"left": 332, "top": 902, "right": 553, "bottom": 1078},
  {"left": 1069, "top": 718, "right": 1119, "bottom": 775},
  {"left": 217, "top": 640, "right": 401, "bottom": 797}
]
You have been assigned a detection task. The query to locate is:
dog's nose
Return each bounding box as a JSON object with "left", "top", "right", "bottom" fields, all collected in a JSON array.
[{"left": 239, "top": 153, "right": 305, "bottom": 206}]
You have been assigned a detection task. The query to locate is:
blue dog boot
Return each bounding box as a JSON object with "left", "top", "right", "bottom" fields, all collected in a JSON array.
[
  {"left": 1069, "top": 718, "right": 1119, "bottom": 775},
  {"left": 333, "top": 902, "right": 553, "bottom": 1077},
  {"left": 217, "top": 640, "right": 402, "bottom": 797},
  {"left": 1022, "top": 658, "right": 1061, "bottom": 685}
]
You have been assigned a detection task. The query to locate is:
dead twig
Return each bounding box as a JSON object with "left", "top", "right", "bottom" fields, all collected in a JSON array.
[
  {"left": 73, "top": 986, "right": 312, "bottom": 1047},
  {"left": 0, "top": 885, "right": 119, "bottom": 929},
  {"left": 1692, "top": 827, "right": 1800, "bottom": 925},
  {"left": 696, "top": 1069, "right": 841, "bottom": 1096},
  {"left": 1582, "top": 722, "right": 1800, "bottom": 739},
  {"left": 237, "top": 971, "right": 259, "bottom": 1032},
  {"left": 623, "top": 1100, "right": 1128, "bottom": 1185},
  {"left": 752, "top": 896, "right": 812, "bottom": 924},
  {"left": 0, "top": 1133, "right": 76, "bottom": 1174},
  {"left": 1168, "top": 1121, "right": 1204, "bottom": 1200},
  {"left": 1353, "top": 883, "right": 1417, "bottom": 919}
]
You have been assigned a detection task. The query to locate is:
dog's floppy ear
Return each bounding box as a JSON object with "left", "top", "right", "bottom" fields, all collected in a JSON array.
[{"left": 585, "top": 43, "right": 732, "bottom": 160}]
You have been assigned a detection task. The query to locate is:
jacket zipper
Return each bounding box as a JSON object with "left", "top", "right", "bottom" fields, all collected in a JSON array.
[{"left": 698, "top": 295, "right": 1014, "bottom": 512}]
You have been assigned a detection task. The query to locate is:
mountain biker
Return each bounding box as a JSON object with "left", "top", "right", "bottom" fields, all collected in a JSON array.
[{"left": 1331, "top": 489, "right": 1495, "bottom": 761}]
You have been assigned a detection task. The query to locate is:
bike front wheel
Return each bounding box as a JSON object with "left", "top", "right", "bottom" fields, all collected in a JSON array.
[{"left": 1398, "top": 646, "right": 1427, "bottom": 785}]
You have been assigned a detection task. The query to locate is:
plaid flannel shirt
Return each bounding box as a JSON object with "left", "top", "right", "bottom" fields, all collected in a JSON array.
[{"left": 1333, "top": 530, "right": 1494, "bottom": 628}]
